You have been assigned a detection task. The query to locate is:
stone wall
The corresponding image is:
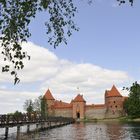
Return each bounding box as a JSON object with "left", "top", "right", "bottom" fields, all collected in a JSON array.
[
  {"left": 85, "top": 107, "right": 106, "bottom": 119},
  {"left": 54, "top": 108, "right": 73, "bottom": 118}
]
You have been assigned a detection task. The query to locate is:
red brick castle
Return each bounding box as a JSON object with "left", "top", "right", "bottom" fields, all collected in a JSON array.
[{"left": 43, "top": 85, "right": 127, "bottom": 119}]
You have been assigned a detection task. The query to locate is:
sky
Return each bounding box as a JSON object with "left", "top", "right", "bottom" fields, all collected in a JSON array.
[{"left": 0, "top": 0, "right": 140, "bottom": 114}]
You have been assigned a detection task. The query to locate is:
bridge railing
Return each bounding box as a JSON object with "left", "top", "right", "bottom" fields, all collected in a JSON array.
[
  {"left": 0, "top": 114, "right": 74, "bottom": 127},
  {"left": 0, "top": 114, "right": 75, "bottom": 139}
]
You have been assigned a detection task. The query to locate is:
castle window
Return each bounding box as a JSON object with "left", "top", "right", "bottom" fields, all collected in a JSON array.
[
  {"left": 115, "top": 105, "right": 117, "bottom": 108},
  {"left": 114, "top": 101, "right": 115, "bottom": 104}
]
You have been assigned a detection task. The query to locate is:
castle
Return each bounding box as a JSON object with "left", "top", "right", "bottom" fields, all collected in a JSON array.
[{"left": 43, "top": 85, "right": 127, "bottom": 119}]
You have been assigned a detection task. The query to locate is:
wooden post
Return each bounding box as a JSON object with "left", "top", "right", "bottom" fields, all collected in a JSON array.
[
  {"left": 59, "top": 121, "right": 61, "bottom": 126},
  {"left": 55, "top": 122, "right": 57, "bottom": 127},
  {"left": 47, "top": 122, "right": 49, "bottom": 128},
  {"left": 5, "top": 127, "right": 9, "bottom": 139},
  {"left": 16, "top": 125, "right": 20, "bottom": 140},
  {"left": 36, "top": 123, "right": 39, "bottom": 132},
  {"left": 50, "top": 122, "right": 51, "bottom": 128},
  {"left": 35, "top": 123, "right": 39, "bottom": 138},
  {"left": 41, "top": 122, "right": 45, "bottom": 129},
  {"left": 27, "top": 124, "right": 30, "bottom": 133}
]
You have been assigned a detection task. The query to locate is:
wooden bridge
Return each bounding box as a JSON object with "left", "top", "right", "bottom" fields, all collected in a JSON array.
[{"left": 0, "top": 114, "right": 75, "bottom": 139}]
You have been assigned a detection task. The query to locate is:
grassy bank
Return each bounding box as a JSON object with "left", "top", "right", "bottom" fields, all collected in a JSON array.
[{"left": 119, "top": 117, "right": 140, "bottom": 122}]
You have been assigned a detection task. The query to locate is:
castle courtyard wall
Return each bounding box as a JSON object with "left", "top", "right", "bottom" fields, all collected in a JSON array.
[
  {"left": 54, "top": 108, "right": 73, "bottom": 118},
  {"left": 85, "top": 107, "right": 106, "bottom": 119}
]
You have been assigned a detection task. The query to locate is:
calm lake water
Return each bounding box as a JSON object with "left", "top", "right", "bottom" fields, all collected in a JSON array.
[{"left": 1, "top": 122, "right": 140, "bottom": 140}]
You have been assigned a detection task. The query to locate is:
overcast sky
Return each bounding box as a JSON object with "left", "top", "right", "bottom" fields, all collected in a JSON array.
[{"left": 0, "top": 0, "right": 140, "bottom": 114}]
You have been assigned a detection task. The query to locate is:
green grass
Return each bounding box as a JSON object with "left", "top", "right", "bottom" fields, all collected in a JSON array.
[{"left": 119, "top": 116, "right": 140, "bottom": 122}]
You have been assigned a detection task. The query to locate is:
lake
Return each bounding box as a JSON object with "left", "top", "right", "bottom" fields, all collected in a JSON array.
[{"left": 1, "top": 121, "right": 140, "bottom": 140}]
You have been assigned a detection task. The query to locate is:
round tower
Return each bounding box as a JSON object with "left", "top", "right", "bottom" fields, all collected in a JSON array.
[{"left": 105, "top": 85, "right": 124, "bottom": 117}]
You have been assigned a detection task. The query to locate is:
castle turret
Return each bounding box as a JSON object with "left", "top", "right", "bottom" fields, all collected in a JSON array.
[
  {"left": 72, "top": 94, "right": 86, "bottom": 119},
  {"left": 105, "top": 85, "right": 124, "bottom": 118},
  {"left": 44, "top": 89, "right": 55, "bottom": 116}
]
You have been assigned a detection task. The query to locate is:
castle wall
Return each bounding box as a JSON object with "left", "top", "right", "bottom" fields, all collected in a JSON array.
[
  {"left": 47, "top": 100, "right": 55, "bottom": 108},
  {"left": 105, "top": 97, "right": 123, "bottom": 109},
  {"left": 72, "top": 102, "right": 85, "bottom": 119},
  {"left": 54, "top": 108, "right": 73, "bottom": 118},
  {"left": 105, "top": 110, "right": 124, "bottom": 118},
  {"left": 105, "top": 97, "right": 125, "bottom": 118},
  {"left": 48, "top": 108, "right": 55, "bottom": 116},
  {"left": 45, "top": 85, "right": 126, "bottom": 119},
  {"left": 85, "top": 107, "right": 106, "bottom": 119}
]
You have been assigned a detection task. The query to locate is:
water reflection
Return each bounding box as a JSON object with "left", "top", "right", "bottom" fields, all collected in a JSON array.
[
  {"left": 71, "top": 122, "right": 85, "bottom": 140},
  {"left": 105, "top": 122, "right": 128, "bottom": 140},
  {"left": 1, "top": 122, "right": 140, "bottom": 140},
  {"left": 129, "top": 123, "right": 140, "bottom": 140}
]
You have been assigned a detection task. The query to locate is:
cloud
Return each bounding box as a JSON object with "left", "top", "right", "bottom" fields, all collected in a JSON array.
[
  {"left": 41, "top": 63, "right": 129, "bottom": 103},
  {"left": 0, "top": 42, "right": 60, "bottom": 83},
  {"left": 0, "top": 42, "right": 130, "bottom": 113},
  {"left": 0, "top": 42, "right": 129, "bottom": 83},
  {"left": 0, "top": 89, "right": 40, "bottom": 114}
]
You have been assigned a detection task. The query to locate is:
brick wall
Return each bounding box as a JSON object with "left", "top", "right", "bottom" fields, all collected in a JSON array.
[
  {"left": 72, "top": 102, "right": 85, "bottom": 119},
  {"left": 54, "top": 108, "right": 73, "bottom": 117},
  {"left": 105, "top": 96, "right": 125, "bottom": 118},
  {"left": 85, "top": 107, "right": 106, "bottom": 119}
]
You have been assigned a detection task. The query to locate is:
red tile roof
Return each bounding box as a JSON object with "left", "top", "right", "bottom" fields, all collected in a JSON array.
[
  {"left": 86, "top": 104, "right": 105, "bottom": 109},
  {"left": 106, "top": 85, "right": 122, "bottom": 97},
  {"left": 44, "top": 89, "right": 55, "bottom": 100},
  {"left": 54, "top": 100, "right": 72, "bottom": 109},
  {"left": 73, "top": 94, "right": 86, "bottom": 102}
]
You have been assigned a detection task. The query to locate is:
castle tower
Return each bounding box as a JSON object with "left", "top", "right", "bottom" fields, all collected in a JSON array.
[
  {"left": 72, "top": 94, "right": 86, "bottom": 119},
  {"left": 105, "top": 85, "right": 124, "bottom": 117},
  {"left": 44, "top": 89, "right": 55, "bottom": 116}
]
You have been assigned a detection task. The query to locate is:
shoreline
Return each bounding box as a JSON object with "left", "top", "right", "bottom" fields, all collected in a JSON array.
[{"left": 76, "top": 117, "right": 140, "bottom": 123}]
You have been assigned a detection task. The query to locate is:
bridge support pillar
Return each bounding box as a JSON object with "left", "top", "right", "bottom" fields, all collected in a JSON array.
[
  {"left": 27, "top": 124, "right": 30, "bottom": 133},
  {"left": 36, "top": 123, "right": 39, "bottom": 132},
  {"left": 41, "top": 122, "right": 45, "bottom": 129},
  {"left": 49, "top": 122, "right": 51, "bottom": 128},
  {"left": 17, "top": 125, "right": 20, "bottom": 139},
  {"left": 5, "top": 127, "right": 9, "bottom": 139}
]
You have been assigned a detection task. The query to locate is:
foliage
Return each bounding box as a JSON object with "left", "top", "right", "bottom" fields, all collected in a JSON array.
[
  {"left": 117, "top": 0, "right": 133, "bottom": 6},
  {"left": 0, "top": 0, "right": 134, "bottom": 84},
  {"left": 33, "top": 95, "right": 47, "bottom": 118},
  {"left": 23, "top": 99, "right": 34, "bottom": 114},
  {"left": 13, "top": 110, "right": 22, "bottom": 116},
  {"left": 0, "top": 0, "right": 78, "bottom": 84},
  {"left": 33, "top": 95, "right": 42, "bottom": 113},
  {"left": 41, "top": 97, "right": 47, "bottom": 118},
  {"left": 124, "top": 82, "right": 140, "bottom": 118},
  {"left": 23, "top": 96, "right": 47, "bottom": 118},
  {"left": 7, "top": 110, "right": 21, "bottom": 115}
]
